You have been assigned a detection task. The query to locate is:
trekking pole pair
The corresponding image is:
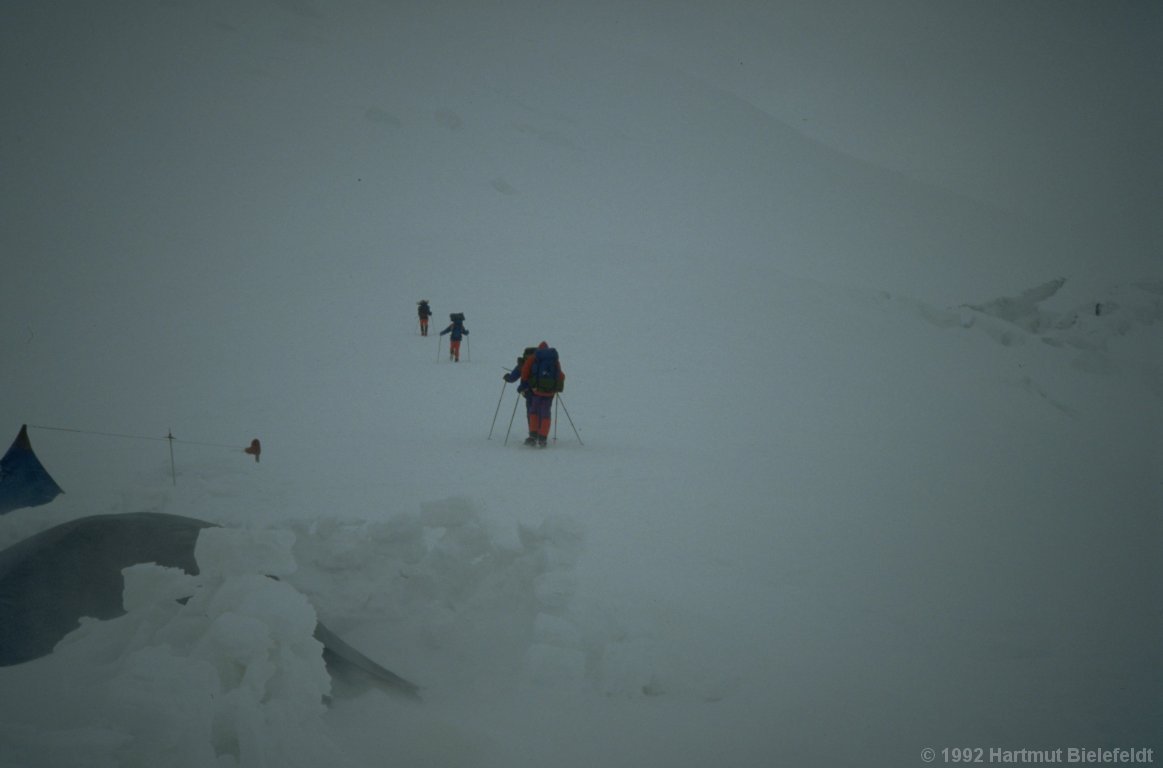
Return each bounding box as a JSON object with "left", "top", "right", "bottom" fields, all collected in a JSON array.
[
  {"left": 502, "top": 390, "right": 522, "bottom": 445},
  {"left": 500, "top": 393, "right": 582, "bottom": 447},
  {"left": 490, "top": 369, "right": 524, "bottom": 445},
  {"left": 491, "top": 376, "right": 582, "bottom": 446},
  {"left": 435, "top": 335, "right": 470, "bottom": 363},
  {"left": 556, "top": 395, "right": 583, "bottom": 446},
  {"left": 488, "top": 378, "right": 508, "bottom": 440}
]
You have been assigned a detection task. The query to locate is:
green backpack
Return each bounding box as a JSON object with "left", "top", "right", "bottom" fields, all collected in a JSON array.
[{"left": 529, "top": 347, "right": 564, "bottom": 393}]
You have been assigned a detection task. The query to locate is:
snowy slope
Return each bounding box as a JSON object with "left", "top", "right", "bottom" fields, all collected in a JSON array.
[{"left": 1, "top": 1, "right": 1159, "bottom": 767}]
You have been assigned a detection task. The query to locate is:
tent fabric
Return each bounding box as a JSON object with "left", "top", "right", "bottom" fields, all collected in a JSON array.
[{"left": 0, "top": 425, "right": 64, "bottom": 515}]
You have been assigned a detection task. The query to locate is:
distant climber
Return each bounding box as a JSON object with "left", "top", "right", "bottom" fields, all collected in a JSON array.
[
  {"left": 417, "top": 300, "right": 432, "bottom": 336},
  {"left": 439, "top": 313, "right": 469, "bottom": 362}
]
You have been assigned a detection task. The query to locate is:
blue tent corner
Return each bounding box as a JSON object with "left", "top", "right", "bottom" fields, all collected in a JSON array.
[{"left": 0, "top": 425, "right": 64, "bottom": 515}]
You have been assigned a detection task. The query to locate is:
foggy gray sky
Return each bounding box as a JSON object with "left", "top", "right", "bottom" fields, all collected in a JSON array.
[
  {"left": 2, "top": 0, "right": 1159, "bottom": 276},
  {"left": 458, "top": 0, "right": 1161, "bottom": 258}
]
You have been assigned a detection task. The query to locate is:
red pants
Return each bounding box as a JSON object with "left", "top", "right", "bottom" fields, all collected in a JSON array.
[
  {"left": 527, "top": 394, "right": 553, "bottom": 437},
  {"left": 449, "top": 339, "right": 461, "bottom": 361}
]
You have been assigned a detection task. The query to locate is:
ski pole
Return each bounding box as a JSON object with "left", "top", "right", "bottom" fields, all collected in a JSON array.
[
  {"left": 466, "top": 334, "right": 471, "bottom": 362},
  {"left": 503, "top": 392, "right": 521, "bottom": 446},
  {"left": 556, "top": 395, "right": 583, "bottom": 446},
  {"left": 488, "top": 380, "right": 508, "bottom": 440},
  {"left": 553, "top": 397, "right": 558, "bottom": 443},
  {"left": 435, "top": 333, "right": 442, "bottom": 362}
]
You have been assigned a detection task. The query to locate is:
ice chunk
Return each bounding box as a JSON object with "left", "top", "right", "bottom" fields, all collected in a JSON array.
[
  {"left": 533, "top": 571, "right": 575, "bottom": 611},
  {"left": 105, "top": 646, "right": 219, "bottom": 767},
  {"left": 122, "top": 563, "right": 199, "bottom": 613},
  {"left": 533, "top": 612, "right": 581, "bottom": 647},
  {"left": 522, "top": 643, "right": 586, "bottom": 685},
  {"left": 419, "top": 496, "right": 476, "bottom": 528},
  {"left": 194, "top": 527, "right": 297, "bottom": 578}
]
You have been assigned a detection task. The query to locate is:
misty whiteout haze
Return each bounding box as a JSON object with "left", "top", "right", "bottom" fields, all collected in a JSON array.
[{"left": 0, "top": 1, "right": 1159, "bottom": 767}]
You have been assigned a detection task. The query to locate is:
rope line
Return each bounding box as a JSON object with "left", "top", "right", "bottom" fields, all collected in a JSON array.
[
  {"left": 29, "top": 424, "right": 168, "bottom": 442},
  {"left": 178, "top": 439, "right": 243, "bottom": 449},
  {"left": 28, "top": 424, "right": 241, "bottom": 450}
]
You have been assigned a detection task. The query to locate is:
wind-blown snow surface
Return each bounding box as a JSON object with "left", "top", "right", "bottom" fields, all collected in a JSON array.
[{"left": 1, "top": 1, "right": 1160, "bottom": 766}]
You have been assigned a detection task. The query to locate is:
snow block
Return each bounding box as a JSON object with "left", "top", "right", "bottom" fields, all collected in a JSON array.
[
  {"left": 533, "top": 612, "right": 581, "bottom": 647},
  {"left": 121, "top": 563, "right": 199, "bottom": 613},
  {"left": 533, "top": 571, "right": 575, "bottom": 611},
  {"left": 522, "top": 643, "right": 586, "bottom": 686},
  {"left": 596, "top": 638, "right": 659, "bottom": 697},
  {"left": 419, "top": 496, "right": 476, "bottom": 528},
  {"left": 194, "top": 527, "right": 297, "bottom": 578}
]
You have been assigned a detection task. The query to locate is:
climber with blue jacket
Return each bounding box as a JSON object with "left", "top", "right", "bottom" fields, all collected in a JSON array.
[{"left": 439, "top": 313, "right": 469, "bottom": 362}]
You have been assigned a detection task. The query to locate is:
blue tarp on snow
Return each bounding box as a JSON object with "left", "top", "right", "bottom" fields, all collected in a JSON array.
[{"left": 0, "top": 425, "right": 63, "bottom": 515}]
